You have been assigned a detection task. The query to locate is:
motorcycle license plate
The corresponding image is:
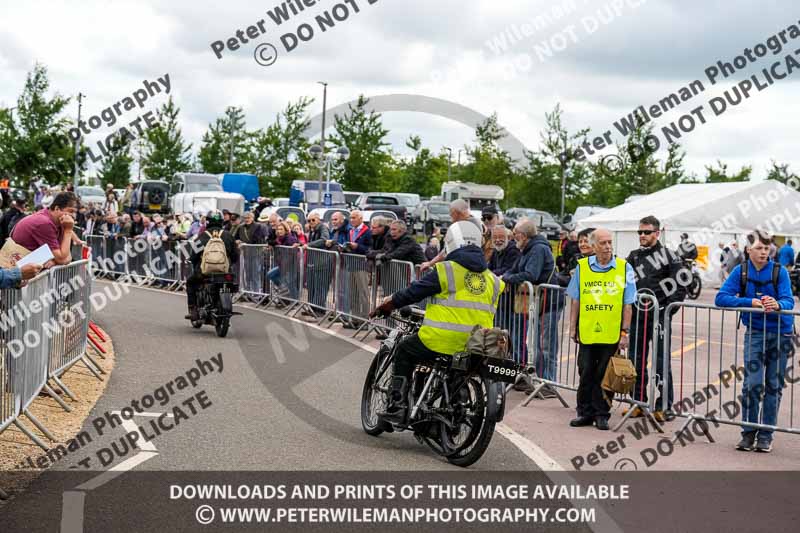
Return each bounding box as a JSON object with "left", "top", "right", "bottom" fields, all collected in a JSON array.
[
  {"left": 486, "top": 358, "right": 522, "bottom": 384},
  {"left": 149, "top": 204, "right": 161, "bottom": 210}
]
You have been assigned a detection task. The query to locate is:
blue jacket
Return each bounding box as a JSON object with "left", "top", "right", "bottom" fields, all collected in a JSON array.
[
  {"left": 715, "top": 259, "right": 794, "bottom": 333},
  {"left": 0, "top": 267, "right": 21, "bottom": 289},
  {"left": 778, "top": 244, "right": 794, "bottom": 267},
  {"left": 392, "top": 245, "right": 487, "bottom": 308},
  {"left": 330, "top": 223, "right": 351, "bottom": 247},
  {"left": 502, "top": 235, "right": 555, "bottom": 285}
]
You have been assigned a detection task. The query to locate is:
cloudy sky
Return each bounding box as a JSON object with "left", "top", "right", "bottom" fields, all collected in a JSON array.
[{"left": 1, "top": 0, "right": 797, "bottom": 181}]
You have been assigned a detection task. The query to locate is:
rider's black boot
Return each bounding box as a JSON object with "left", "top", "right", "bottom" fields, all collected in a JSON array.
[
  {"left": 185, "top": 305, "right": 199, "bottom": 321},
  {"left": 378, "top": 376, "right": 408, "bottom": 423}
]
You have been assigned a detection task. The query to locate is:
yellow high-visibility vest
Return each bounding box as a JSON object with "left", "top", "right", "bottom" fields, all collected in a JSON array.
[
  {"left": 418, "top": 261, "right": 504, "bottom": 355},
  {"left": 578, "top": 256, "right": 627, "bottom": 345}
]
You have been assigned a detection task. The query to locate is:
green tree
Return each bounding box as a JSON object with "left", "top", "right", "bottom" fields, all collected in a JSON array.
[
  {"left": 766, "top": 160, "right": 798, "bottom": 186},
  {"left": 456, "top": 113, "right": 519, "bottom": 209},
  {"left": 512, "top": 105, "right": 589, "bottom": 215},
  {"left": 97, "top": 131, "right": 133, "bottom": 188},
  {"left": 704, "top": 160, "right": 752, "bottom": 182},
  {"left": 248, "top": 97, "right": 313, "bottom": 197},
  {"left": 394, "top": 135, "right": 449, "bottom": 197},
  {"left": 329, "top": 95, "right": 392, "bottom": 192},
  {"left": 198, "top": 106, "right": 250, "bottom": 174},
  {"left": 0, "top": 64, "right": 75, "bottom": 188},
  {"left": 142, "top": 96, "right": 192, "bottom": 181},
  {"left": 197, "top": 120, "right": 228, "bottom": 175}
]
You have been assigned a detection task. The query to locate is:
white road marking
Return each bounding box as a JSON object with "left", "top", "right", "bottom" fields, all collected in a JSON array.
[
  {"left": 496, "top": 424, "right": 623, "bottom": 533},
  {"left": 61, "top": 411, "right": 167, "bottom": 533}
]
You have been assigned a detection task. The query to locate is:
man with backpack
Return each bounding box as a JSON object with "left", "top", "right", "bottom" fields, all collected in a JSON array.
[
  {"left": 185, "top": 210, "right": 236, "bottom": 322},
  {"left": 715, "top": 230, "right": 794, "bottom": 453}
]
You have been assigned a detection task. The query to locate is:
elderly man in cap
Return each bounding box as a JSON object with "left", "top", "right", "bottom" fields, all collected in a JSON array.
[{"left": 567, "top": 228, "right": 637, "bottom": 430}]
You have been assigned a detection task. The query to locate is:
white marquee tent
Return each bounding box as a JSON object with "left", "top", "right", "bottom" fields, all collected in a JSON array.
[{"left": 577, "top": 181, "right": 800, "bottom": 275}]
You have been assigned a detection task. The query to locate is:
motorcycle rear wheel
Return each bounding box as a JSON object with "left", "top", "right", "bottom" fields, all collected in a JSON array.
[
  {"left": 442, "top": 376, "right": 495, "bottom": 468},
  {"left": 215, "top": 317, "right": 230, "bottom": 337}
]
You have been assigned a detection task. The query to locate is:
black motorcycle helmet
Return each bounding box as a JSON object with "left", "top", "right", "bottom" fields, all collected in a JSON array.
[
  {"left": 12, "top": 189, "right": 26, "bottom": 203},
  {"left": 206, "top": 209, "right": 224, "bottom": 229}
]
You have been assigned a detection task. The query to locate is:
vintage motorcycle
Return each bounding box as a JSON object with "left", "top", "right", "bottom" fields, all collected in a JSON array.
[
  {"left": 189, "top": 271, "right": 239, "bottom": 337},
  {"left": 360, "top": 306, "right": 519, "bottom": 467}
]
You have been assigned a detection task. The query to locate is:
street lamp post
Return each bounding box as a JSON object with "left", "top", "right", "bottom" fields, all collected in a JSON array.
[
  {"left": 73, "top": 93, "right": 84, "bottom": 190},
  {"left": 308, "top": 144, "right": 349, "bottom": 208},
  {"left": 443, "top": 147, "right": 452, "bottom": 181},
  {"left": 316, "top": 81, "right": 328, "bottom": 208}
]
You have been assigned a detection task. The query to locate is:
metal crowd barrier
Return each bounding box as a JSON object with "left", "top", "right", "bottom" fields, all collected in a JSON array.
[
  {"left": 268, "top": 245, "right": 304, "bottom": 312},
  {"left": 664, "top": 301, "right": 800, "bottom": 441},
  {"left": 87, "top": 235, "right": 106, "bottom": 273},
  {"left": 334, "top": 253, "right": 371, "bottom": 331},
  {"left": 0, "top": 259, "right": 96, "bottom": 450},
  {"left": 519, "top": 284, "right": 663, "bottom": 432},
  {"left": 238, "top": 244, "right": 271, "bottom": 304},
  {"left": 0, "top": 285, "right": 22, "bottom": 436},
  {"left": 296, "top": 247, "right": 339, "bottom": 322},
  {"left": 494, "top": 281, "right": 535, "bottom": 369},
  {"left": 364, "top": 259, "right": 415, "bottom": 338},
  {"left": 146, "top": 239, "right": 183, "bottom": 287},
  {"left": 85, "top": 235, "right": 193, "bottom": 290},
  {"left": 47, "top": 260, "right": 99, "bottom": 383}
]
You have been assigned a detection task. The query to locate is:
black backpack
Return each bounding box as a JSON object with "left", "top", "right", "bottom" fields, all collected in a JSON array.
[{"left": 739, "top": 261, "right": 780, "bottom": 297}]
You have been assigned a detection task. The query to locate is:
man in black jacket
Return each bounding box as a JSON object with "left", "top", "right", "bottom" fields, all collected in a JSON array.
[
  {"left": 488, "top": 226, "right": 520, "bottom": 276},
  {"left": 625, "top": 215, "right": 686, "bottom": 420},
  {"left": 0, "top": 198, "right": 26, "bottom": 248},
  {"left": 367, "top": 217, "right": 389, "bottom": 259},
  {"left": 377, "top": 221, "right": 425, "bottom": 265}
]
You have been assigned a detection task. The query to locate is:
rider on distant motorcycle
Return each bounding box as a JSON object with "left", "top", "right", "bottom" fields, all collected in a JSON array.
[
  {"left": 371, "top": 221, "right": 505, "bottom": 421},
  {"left": 677, "top": 233, "right": 698, "bottom": 262},
  {"left": 185, "top": 210, "right": 237, "bottom": 322}
]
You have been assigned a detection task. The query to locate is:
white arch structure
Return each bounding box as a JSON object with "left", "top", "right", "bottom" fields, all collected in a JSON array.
[{"left": 304, "top": 94, "right": 530, "bottom": 163}]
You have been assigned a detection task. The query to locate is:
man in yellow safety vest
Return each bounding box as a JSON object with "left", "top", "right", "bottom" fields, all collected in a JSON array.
[
  {"left": 371, "top": 221, "right": 504, "bottom": 422},
  {"left": 566, "top": 228, "right": 637, "bottom": 430}
]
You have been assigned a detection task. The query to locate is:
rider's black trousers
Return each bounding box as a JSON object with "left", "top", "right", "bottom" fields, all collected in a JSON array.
[
  {"left": 186, "top": 272, "right": 203, "bottom": 307},
  {"left": 393, "top": 334, "right": 442, "bottom": 381}
]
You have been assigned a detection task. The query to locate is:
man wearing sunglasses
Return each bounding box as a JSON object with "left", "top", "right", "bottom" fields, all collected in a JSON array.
[{"left": 624, "top": 216, "right": 686, "bottom": 421}]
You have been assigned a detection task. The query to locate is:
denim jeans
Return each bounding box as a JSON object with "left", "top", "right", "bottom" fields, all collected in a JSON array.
[{"left": 741, "top": 330, "right": 790, "bottom": 442}]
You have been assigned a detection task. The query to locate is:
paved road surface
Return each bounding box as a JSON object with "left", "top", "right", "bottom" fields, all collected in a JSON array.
[{"left": 2, "top": 283, "right": 575, "bottom": 533}]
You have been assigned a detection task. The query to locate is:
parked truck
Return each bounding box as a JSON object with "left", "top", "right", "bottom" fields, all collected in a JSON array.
[{"left": 170, "top": 173, "right": 245, "bottom": 215}]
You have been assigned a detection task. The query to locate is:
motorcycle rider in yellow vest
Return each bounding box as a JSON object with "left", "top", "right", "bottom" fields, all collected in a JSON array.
[
  {"left": 371, "top": 221, "right": 505, "bottom": 422},
  {"left": 566, "top": 228, "right": 637, "bottom": 430}
]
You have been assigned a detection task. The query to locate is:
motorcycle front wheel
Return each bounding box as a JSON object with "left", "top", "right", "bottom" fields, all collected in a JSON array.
[
  {"left": 361, "top": 349, "right": 394, "bottom": 436},
  {"left": 687, "top": 275, "right": 702, "bottom": 300}
]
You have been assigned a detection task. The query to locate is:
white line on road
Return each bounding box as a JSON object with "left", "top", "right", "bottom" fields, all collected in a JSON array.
[{"left": 61, "top": 411, "right": 166, "bottom": 533}]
